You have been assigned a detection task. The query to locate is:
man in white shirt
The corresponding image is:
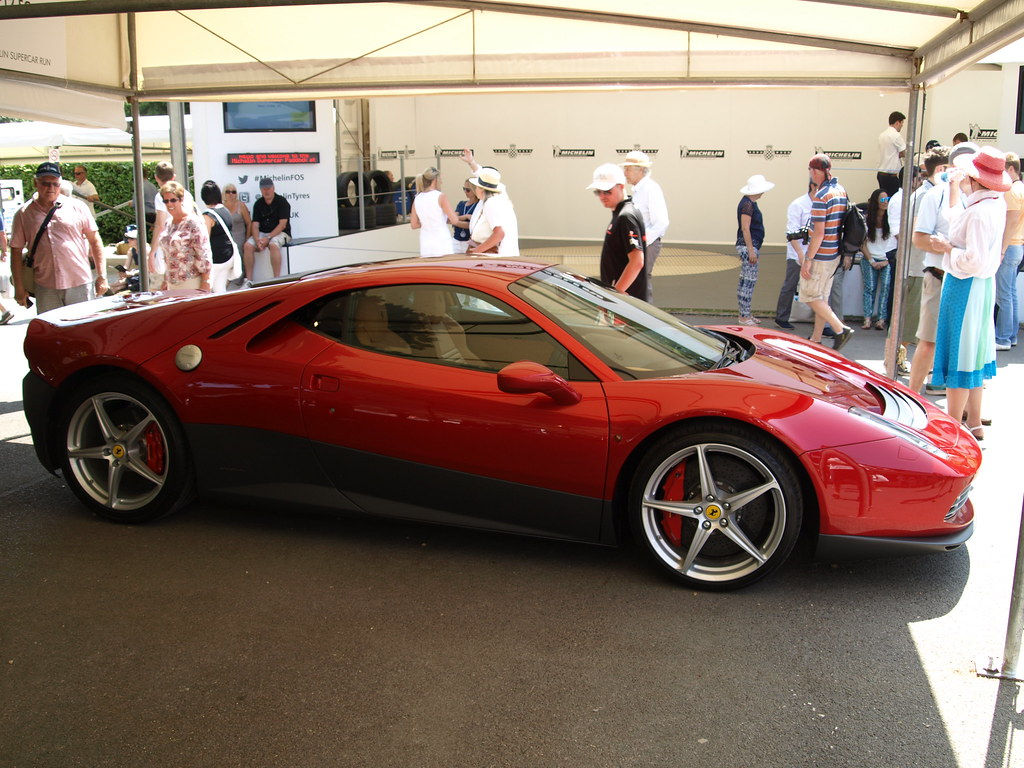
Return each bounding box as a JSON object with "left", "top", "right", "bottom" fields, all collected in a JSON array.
[
  {"left": 877, "top": 111, "right": 907, "bottom": 196},
  {"left": 71, "top": 165, "right": 100, "bottom": 216},
  {"left": 775, "top": 180, "right": 817, "bottom": 329},
  {"left": 620, "top": 151, "right": 668, "bottom": 275}
]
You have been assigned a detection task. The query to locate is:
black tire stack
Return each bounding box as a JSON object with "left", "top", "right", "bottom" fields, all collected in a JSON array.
[{"left": 337, "top": 170, "right": 399, "bottom": 231}]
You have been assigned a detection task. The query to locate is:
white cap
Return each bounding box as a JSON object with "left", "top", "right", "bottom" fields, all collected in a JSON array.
[{"left": 586, "top": 163, "right": 626, "bottom": 191}]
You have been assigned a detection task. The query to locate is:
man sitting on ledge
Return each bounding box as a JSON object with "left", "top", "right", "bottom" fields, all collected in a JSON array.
[{"left": 243, "top": 177, "right": 291, "bottom": 285}]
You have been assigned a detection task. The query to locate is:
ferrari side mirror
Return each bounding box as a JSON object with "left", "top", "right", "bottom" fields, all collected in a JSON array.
[{"left": 497, "top": 361, "right": 581, "bottom": 406}]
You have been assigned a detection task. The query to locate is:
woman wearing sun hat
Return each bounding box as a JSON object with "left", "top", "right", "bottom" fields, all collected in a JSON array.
[
  {"left": 736, "top": 174, "right": 774, "bottom": 324},
  {"left": 930, "top": 145, "right": 1011, "bottom": 440},
  {"left": 459, "top": 149, "right": 519, "bottom": 256}
]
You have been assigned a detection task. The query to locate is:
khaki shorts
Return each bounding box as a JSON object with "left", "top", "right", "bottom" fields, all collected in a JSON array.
[
  {"left": 798, "top": 259, "right": 838, "bottom": 303},
  {"left": 916, "top": 270, "right": 942, "bottom": 343}
]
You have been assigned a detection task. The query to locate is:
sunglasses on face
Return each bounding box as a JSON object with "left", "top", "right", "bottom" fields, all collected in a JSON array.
[
  {"left": 593, "top": 189, "right": 615, "bottom": 196},
  {"left": 162, "top": 197, "right": 181, "bottom": 204},
  {"left": 225, "top": 190, "right": 237, "bottom": 194},
  {"left": 463, "top": 187, "right": 472, "bottom": 192},
  {"left": 879, "top": 196, "right": 890, "bottom": 203},
  {"left": 38, "top": 180, "right": 61, "bottom": 188}
]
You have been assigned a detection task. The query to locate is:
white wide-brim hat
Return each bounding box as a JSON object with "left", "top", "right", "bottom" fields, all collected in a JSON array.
[
  {"left": 469, "top": 166, "right": 506, "bottom": 193},
  {"left": 619, "top": 150, "right": 653, "bottom": 168},
  {"left": 740, "top": 174, "right": 775, "bottom": 196},
  {"left": 586, "top": 162, "right": 627, "bottom": 191}
]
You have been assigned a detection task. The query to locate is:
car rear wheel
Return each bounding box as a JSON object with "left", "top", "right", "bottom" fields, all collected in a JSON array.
[
  {"left": 629, "top": 424, "right": 802, "bottom": 590},
  {"left": 60, "top": 376, "right": 194, "bottom": 523}
]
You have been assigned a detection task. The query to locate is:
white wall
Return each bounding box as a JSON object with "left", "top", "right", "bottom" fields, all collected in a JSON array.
[
  {"left": 921, "top": 66, "right": 1004, "bottom": 150},
  {"left": 190, "top": 101, "right": 338, "bottom": 240},
  {"left": 371, "top": 89, "right": 917, "bottom": 247}
]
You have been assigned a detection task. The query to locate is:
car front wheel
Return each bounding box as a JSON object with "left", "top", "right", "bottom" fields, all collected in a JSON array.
[
  {"left": 60, "top": 375, "right": 194, "bottom": 523},
  {"left": 629, "top": 424, "right": 802, "bottom": 590}
]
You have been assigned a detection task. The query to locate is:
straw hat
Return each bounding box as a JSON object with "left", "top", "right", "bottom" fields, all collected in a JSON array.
[
  {"left": 740, "top": 174, "right": 775, "bottom": 196},
  {"left": 619, "top": 150, "right": 653, "bottom": 168},
  {"left": 469, "top": 166, "right": 506, "bottom": 193}
]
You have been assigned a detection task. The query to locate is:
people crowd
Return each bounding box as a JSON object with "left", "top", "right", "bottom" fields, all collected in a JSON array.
[{"left": 1, "top": 116, "right": 1021, "bottom": 441}]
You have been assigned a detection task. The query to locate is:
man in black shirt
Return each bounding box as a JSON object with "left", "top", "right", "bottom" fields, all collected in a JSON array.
[
  {"left": 244, "top": 177, "right": 291, "bottom": 282},
  {"left": 587, "top": 162, "right": 649, "bottom": 301}
]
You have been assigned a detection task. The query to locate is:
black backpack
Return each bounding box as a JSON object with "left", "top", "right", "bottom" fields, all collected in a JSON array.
[{"left": 839, "top": 203, "right": 868, "bottom": 255}]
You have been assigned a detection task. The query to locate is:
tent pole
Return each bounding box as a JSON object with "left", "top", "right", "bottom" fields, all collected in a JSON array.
[
  {"left": 885, "top": 84, "right": 922, "bottom": 379},
  {"left": 127, "top": 12, "right": 149, "bottom": 291}
]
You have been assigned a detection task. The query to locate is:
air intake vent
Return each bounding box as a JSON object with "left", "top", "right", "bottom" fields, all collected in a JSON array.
[
  {"left": 868, "top": 383, "right": 927, "bottom": 429},
  {"left": 945, "top": 485, "right": 972, "bottom": 522},
  {"left": 209, "top": 302, "right": 281, "bottom": 339}
]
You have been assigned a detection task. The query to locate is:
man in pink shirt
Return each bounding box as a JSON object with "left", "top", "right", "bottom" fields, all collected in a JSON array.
[{"left": 10, "top": 162, "right": 106, "bottom": 314}]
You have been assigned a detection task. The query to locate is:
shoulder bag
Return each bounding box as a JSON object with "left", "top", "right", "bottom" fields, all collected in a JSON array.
[
  {"left": 205, "top": 206, "right": 242, "bottom": 280},
  {"left": 20, "top": 201, "right": 62, "bottom": 297}
]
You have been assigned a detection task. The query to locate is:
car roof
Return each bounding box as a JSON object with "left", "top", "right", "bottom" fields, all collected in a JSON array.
[{"left": 292, "top": 256, "right": 554, "bottom": 287}]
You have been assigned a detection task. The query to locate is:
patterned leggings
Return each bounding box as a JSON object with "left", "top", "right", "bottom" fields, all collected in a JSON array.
[{"left": 736, "top": 245, "right": 759, "bottom": 317}]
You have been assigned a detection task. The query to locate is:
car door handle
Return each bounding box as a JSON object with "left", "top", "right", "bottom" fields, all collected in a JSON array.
[{"left": 310, "top": 374, "right": 340, "bottom": 392}]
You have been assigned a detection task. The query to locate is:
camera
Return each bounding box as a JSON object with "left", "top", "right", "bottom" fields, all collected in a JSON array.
[{"left": 786, "top": 226, "right": 810, "bottom": 245}]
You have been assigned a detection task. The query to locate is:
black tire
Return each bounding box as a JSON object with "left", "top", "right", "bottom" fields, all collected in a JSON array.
[
  {"left": 374, "top": 202, "right": 397, "bottom": 226},
  {"left": 627, "top": 422, "right": 802, "bottom": 590},
  {"left": 368, "top": 170, "right": 392, "bottom": 205},
  {"left": 336, "top": 171, "right": 358, "bottom": 207},
  {"left": 59, "top": 375, "right": 195, "bottom": 524},
  {"left": 338, "top": 204, "right": 375, "bottom": 230}
]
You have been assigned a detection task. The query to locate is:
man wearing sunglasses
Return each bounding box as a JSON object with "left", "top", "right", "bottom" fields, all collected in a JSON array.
[{"left": 9, "top": 162, "right": 107, "bottom": 313}]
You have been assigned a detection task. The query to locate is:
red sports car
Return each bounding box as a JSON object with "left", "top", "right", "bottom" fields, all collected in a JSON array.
[{"left": 22, "top": 258, "right": 979, "bottom": 590}]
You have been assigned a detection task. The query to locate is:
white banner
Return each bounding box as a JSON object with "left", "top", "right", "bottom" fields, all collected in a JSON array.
[{"left": 0, "top": 0, "right": 67, "bottom": 79}]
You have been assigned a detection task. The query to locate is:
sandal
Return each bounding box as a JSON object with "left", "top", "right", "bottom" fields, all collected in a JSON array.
[
  {"left": 874, "top": 320, "right": 887, "bottom": 330},
  {"left": 862, "top": 319, "right": 872, "bottom": 330},
  {"left": 967, "top": 424, "right": 985, "bottom": 441}
]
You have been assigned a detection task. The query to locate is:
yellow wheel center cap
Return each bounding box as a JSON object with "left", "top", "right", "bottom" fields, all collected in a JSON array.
[
  {"left": 111, "top": 444, "right": 126, "bottom": 459},
  {"left": 705, "top": 504, "right": 723, "bottom": 520}
]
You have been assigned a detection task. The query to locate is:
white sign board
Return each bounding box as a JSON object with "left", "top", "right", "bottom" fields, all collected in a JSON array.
[
  {"left": 0, "top": 0, "right": 67, "bottom": 79},
  {"left": 190, "top": 101, "right": 338, "bottom": 248}
]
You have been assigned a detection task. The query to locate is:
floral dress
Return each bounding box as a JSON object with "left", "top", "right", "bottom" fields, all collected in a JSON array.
[{"left": 159, "top": 214, "right": 212, "bottom": 287}]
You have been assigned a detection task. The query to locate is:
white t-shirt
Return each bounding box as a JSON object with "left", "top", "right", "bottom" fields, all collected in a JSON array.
[
  {"left": 878, "top": 126, "right": 906, "bottom": 173},
  {"left": 72, "top": 178, "right": 98, "bottom": 215},
  {"left": 470, "top": 193, "right": 519, "bottom": 257},
  {"left": 785, "top": 192, "right": 814, "bottom": 261},
  {"left": 631, "top": 174, "right": 669, "bottom": 242}
]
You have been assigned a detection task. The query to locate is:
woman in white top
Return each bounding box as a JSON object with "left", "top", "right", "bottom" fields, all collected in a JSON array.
[
  {"left": 410, "top": 167, "right": 461, "bottom": 257},
  {"left": 931, "top": 146, "right": 1012, "bottom": 438},
  {"left": 858, "top": 189, "right": 897, "bottom": 330},
  {"left": 459, "top": 149, "right": 520, "bottom": 257}
]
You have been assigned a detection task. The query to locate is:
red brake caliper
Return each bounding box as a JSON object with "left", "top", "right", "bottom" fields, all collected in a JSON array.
[
  {"left": 142, "top": 422, "right": 166, "bottom": 476},
  {"left": 659, "top": 462, "right": 687, "bottom": 547}
]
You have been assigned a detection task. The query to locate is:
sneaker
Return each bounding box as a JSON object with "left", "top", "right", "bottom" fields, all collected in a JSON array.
[
  {"left": 241, "top": 279, "right": 253, "bottom": 289},
  {"left": 774, "top": 319, "right": 795, "bottom": 330},
  {"left": 832, "top": 326, "right": 854, "bottom": 352},
  {"left": 924, "top": 383, "right": 946, "bottom": 395},
  {"left": 0, "top": 310, "right": 12, "bottom": 326},
  {"left": 996, "top": 342, "right": 1011, "bottom": 351}
]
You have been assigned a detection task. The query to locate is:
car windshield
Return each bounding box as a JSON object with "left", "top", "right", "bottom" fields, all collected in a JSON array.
[{"left": 510, "top": 268, "right": 726, "bottom": 380}]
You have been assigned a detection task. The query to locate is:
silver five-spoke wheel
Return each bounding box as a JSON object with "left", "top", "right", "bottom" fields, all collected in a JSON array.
[
  {"left": 630, "top": 425, "right": 802, "bottom": 590},
  {"left": 60, "top": 376, "right": 193, "bottom": 523}
]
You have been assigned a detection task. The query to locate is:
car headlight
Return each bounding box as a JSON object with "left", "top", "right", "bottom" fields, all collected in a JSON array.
[{"left": 848, "top": 406, "right": 949, "bottom": 459}]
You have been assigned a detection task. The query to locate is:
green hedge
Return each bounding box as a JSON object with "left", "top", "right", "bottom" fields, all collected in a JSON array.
[{"left": 0, "top": 161, "right": 192, "bottom": 246}]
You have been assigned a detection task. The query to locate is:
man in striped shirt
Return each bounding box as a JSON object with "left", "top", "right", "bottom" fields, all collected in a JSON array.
[{"left": 798, "top": 153, "right": 855, "bottom": 351}]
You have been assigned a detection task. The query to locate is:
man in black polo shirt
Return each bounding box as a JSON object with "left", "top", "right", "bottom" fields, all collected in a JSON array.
[
  {"left": 243, "top": 177, "right": 291, "bottom": 283},
  {"left": 587, "top": 162, "right": 649, "bottom": 301}
]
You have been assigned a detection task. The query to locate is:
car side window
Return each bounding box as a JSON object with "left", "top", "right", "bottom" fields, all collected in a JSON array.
[{"left": 303, "top": 284, "right": 594, "bottom": 380}]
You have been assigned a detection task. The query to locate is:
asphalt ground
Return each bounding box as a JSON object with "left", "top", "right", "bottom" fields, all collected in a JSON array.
[{"left": 2, "top": 280, "right": 1024, "bottom": 768}]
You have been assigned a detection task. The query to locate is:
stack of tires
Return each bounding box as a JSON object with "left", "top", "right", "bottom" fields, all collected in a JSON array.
[{"left": 337, "top": 170, "right": 399, "bottom": 230}]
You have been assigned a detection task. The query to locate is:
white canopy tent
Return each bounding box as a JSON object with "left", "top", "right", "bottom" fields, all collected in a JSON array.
[
  {"left": 1, "top": 0, "right": 1022, "bottom": 127},
  {"left": 0, "top": 115, "right": 192, "bottom": 163}
]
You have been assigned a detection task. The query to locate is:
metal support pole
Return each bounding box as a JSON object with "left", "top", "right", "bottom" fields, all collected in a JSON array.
[
  {"left": 357, "top": 160, "right": 365, "bottom": 230},
  {"left": 978, "top": 496, "right": 1024, "bottom": 680},
  {"left": 168, "top": 102, "right": 188, "bottom": 191},
  {"left": 399, "top": 149, "right": 407, "bottom": 219},
  {"left": 884, "top": 85, "right": 921, "bottom": 379},
  {"left": 127, "top": 13, "right": 149, "bottom": 291}
]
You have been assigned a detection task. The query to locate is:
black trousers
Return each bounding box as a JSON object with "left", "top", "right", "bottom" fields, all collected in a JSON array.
[{"left": 876, "top": 171, "right": 901, "bottom": 196}]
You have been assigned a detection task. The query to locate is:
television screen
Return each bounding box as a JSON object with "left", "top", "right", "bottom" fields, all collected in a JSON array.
[{"left": 223, "top": 101, "right": 317, "bottom": 133}]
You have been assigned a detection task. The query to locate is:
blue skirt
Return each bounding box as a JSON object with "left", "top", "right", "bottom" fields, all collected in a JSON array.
[{"left": 931, "top": 273, "right": 996, "bottom": 389}]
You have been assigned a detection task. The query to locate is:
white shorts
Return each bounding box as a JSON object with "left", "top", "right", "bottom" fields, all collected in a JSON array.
[{"left": 246, "top": 232, "right": 290, "bottom": 249}]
